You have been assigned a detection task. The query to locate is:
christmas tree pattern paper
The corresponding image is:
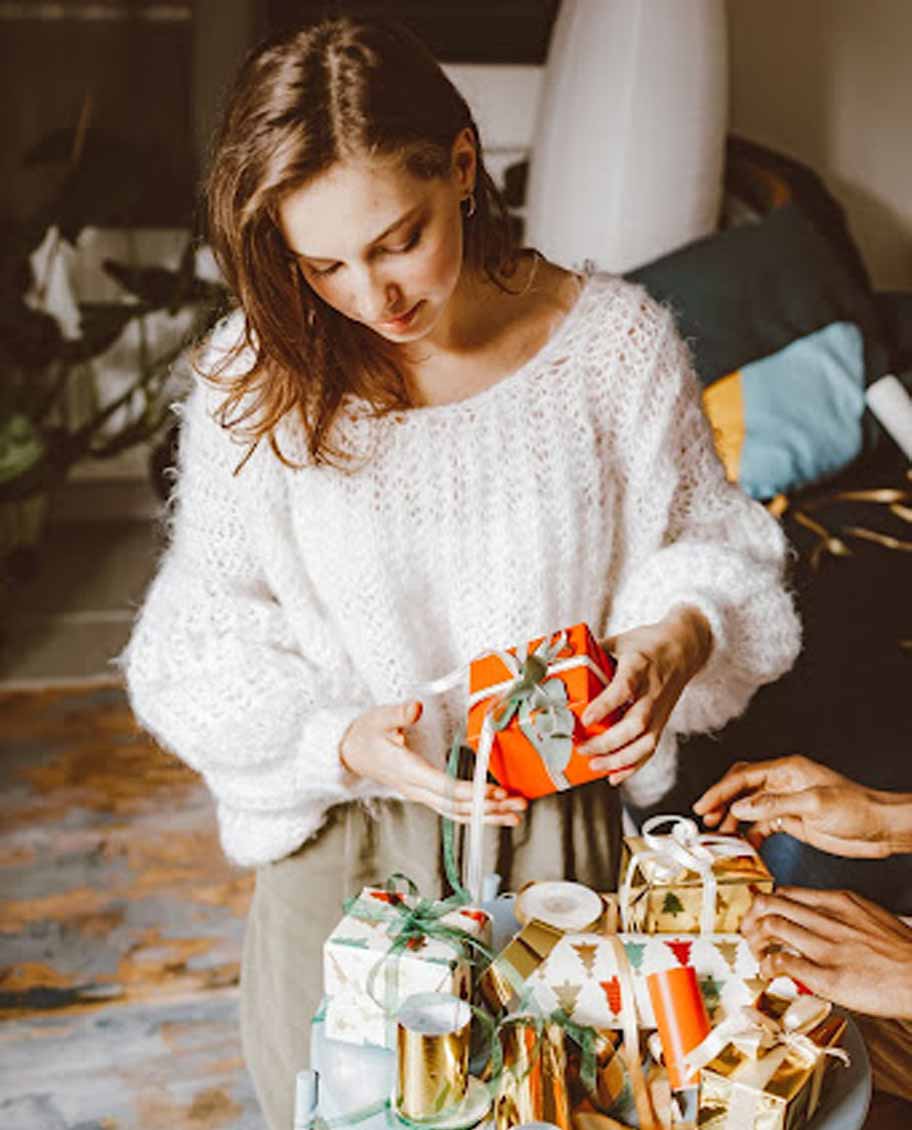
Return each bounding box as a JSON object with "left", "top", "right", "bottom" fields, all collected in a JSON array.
[{"left": 526, "top": 932, "right": 766, "bottom": 1030}]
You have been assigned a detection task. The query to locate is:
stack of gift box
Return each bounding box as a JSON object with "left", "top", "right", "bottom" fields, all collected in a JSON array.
[{"left": 316, "top": 624, "right": 850, "bottom": 1129}]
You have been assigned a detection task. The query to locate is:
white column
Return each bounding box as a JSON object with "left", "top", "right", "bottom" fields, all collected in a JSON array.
[{"left": 525, "top": 0, "right": 729, "bottom": 274}]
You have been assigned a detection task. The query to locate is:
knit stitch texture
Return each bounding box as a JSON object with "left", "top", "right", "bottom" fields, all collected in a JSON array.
[{"left": 123, "top": 273, "right": 801, "bottom": 867}]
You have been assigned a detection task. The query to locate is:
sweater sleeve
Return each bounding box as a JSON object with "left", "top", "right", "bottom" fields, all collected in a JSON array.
[
  {"left": 609, "top": 299, "right": 801, "bottom": 803},
  {"left": 122, "top": 369, "right": 368, "bottom": 818}
]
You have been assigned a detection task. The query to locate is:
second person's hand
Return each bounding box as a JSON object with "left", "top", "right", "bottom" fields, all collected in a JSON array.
[
  {"left": 340, "top": 700, "right": 527, "bottom": 826},
  {"left": 741, "top": 886, "right": 912, "bottom": 1019},
  {"left": 693, "top": 754, "right": 909, "bottom": 858}
]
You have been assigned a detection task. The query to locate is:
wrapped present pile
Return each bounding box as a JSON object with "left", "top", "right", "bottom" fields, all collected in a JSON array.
[{"left": 310, "top": 624, "right": 851, "bottom": 1129}]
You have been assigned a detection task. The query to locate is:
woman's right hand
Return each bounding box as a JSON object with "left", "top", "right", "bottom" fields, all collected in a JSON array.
[
  {"left": 693, "top": 754, "right": 910, "bottom": 858},
  {"left": 340, "top": 700, "right": 527, "bottom": 826}
]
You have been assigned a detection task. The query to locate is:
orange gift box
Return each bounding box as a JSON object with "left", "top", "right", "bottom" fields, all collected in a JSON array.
[{"left": 466, "top": 622, "right": 624, "bottom": 800}]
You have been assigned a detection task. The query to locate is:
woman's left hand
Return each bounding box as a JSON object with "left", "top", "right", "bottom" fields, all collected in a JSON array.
[{"left": 578, "top": 604, "right": 712, "bottom": 786}]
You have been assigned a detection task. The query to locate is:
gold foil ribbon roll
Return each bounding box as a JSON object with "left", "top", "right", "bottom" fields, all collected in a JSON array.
[
  {"left": 478, "top": 918, "right": 564, "bottom": 1015},
  {"left": 396, "top": 993, "right": 471, "bottom": 1122},
  {"left": 494, "top": 1018, "right": 571, "bottom": 1130}
]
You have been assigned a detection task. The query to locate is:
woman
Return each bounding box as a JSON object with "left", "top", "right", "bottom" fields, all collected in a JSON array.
[{"left": 123, "top": 16, "right": 800, "bottom": 1127}]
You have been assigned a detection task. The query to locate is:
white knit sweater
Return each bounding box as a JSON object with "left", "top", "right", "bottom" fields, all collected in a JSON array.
[{"left": 123, "top": 274, "right": 801, "bottom": 867}]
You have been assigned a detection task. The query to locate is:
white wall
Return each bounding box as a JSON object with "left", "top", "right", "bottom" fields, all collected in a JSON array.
[
  {"left": 727, "top": 0, "right": 912, "bottom": 290},
  {"left": 453, "top": 4, "right": 912, "bottom": 291}
]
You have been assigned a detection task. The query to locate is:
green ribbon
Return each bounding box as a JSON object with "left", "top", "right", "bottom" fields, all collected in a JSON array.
[
  {"left": 442, "top": 727, "right": 470, "bottom": 904},
  {"left": 344, "top": 878, "right": 495, "bottom": 1026},
  {"left": 319, "top": 636, "right": 605, "bottom": 1124},
  {"left": 493, "top": 1008, "right": 599, "bottom": 1103}
]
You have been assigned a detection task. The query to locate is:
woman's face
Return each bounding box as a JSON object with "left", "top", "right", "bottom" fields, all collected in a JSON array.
[{"left": 278, "top": 138, "right": 474, "bottom": 345}]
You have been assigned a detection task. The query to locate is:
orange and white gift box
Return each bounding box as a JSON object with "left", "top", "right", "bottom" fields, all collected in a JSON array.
[{"left": 465, "top": 622, "right": 624, "bottom": 799}]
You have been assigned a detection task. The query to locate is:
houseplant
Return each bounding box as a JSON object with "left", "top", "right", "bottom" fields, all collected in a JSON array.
[{"left": 0, "top": 121, "right": 228, "bottom": 580}]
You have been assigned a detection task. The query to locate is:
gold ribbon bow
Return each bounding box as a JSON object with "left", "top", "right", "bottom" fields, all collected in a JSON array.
[{"left": 779, "top": 473, "right": 912, "bottom": 572}]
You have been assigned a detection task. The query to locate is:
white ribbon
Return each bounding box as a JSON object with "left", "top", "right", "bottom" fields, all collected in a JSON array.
[
  {"left": 620, "top": 814, "right": 760, "bottom": 936},
  {"left": 414, "top": 632, "right": 611, "bottom": 906},
  {"left": 682, "top": 995, "right": 850, "bottom": 1127},
  {"left": 608, "top": 935, "right": 660, "bottom": 1130}
]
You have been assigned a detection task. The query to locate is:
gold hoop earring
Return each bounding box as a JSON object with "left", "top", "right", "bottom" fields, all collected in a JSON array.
[{"left": 463, "top": 191, "right": 476, "bottom": 219}]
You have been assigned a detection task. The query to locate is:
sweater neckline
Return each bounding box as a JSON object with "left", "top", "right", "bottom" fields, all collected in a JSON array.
[{"left": 389, "top": 269, "right": 597, "bottom": 424}]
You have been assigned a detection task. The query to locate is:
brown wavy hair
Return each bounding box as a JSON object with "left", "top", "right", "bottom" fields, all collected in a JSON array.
[{"left": 203, "top": 15, "right": 519, "bottom": 469}]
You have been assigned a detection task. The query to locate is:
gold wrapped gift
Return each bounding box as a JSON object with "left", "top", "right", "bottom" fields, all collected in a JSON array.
[
  {"left": 620, "top": 816, "right": 773, "bottom": 935},
  {"left": 696, "top": 993, "right": 848, "bottom": 1130}
]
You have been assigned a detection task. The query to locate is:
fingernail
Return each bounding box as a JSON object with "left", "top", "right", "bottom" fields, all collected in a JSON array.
[{"left": 730, "top": 800, "right": 753, "bottom": 817}]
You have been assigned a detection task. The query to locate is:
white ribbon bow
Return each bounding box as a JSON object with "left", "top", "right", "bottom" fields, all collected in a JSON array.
[{"left": 620, "top": 814, "right": 760, "bottom": 936}]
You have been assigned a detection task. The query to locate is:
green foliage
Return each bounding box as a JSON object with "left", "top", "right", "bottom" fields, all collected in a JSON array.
[{"left": 0, "top": 415, "right": 45, "bottom": 487}]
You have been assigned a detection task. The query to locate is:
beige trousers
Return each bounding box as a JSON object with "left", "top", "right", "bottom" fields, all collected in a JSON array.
[{"left": 240, "top": 782, "right": 621, "bottom": 1130}]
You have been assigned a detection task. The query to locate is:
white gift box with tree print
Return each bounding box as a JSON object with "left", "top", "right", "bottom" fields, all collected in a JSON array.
[
  {"left": 526, "top": 932, "right": 774, "bottom": 1030},
  {"left": 322, "top": 886, "right": 491, "bottom": 1048}
]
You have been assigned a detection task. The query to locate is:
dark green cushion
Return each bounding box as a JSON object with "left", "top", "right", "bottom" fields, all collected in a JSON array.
[{"left": 626, "top": 203, "right": 888, "bottom": 391}]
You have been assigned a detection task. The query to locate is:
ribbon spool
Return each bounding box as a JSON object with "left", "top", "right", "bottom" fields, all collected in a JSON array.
[
  {"left": 646, "top": 966, "right": 711, "bottom": 1090},
  {"left": 396, "top": 992, "right": 494, "bottom": 1126},
  {"left": 515, "top": 881, "right": 605, "bottom": 934}
]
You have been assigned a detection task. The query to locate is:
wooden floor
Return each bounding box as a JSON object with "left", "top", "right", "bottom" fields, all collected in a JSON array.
[{"left": 0, "top": 684, "right": 263, "bottom": 1129}]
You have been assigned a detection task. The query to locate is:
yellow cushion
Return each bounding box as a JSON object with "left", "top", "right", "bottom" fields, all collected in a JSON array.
[{"left": 702, "top": 370, "right": 744, "bottom": 483}]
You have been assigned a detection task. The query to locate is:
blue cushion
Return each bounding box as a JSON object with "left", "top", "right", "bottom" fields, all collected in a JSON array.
[{"left": 739, "top": 321, "right": 866, "bottom": 499}]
